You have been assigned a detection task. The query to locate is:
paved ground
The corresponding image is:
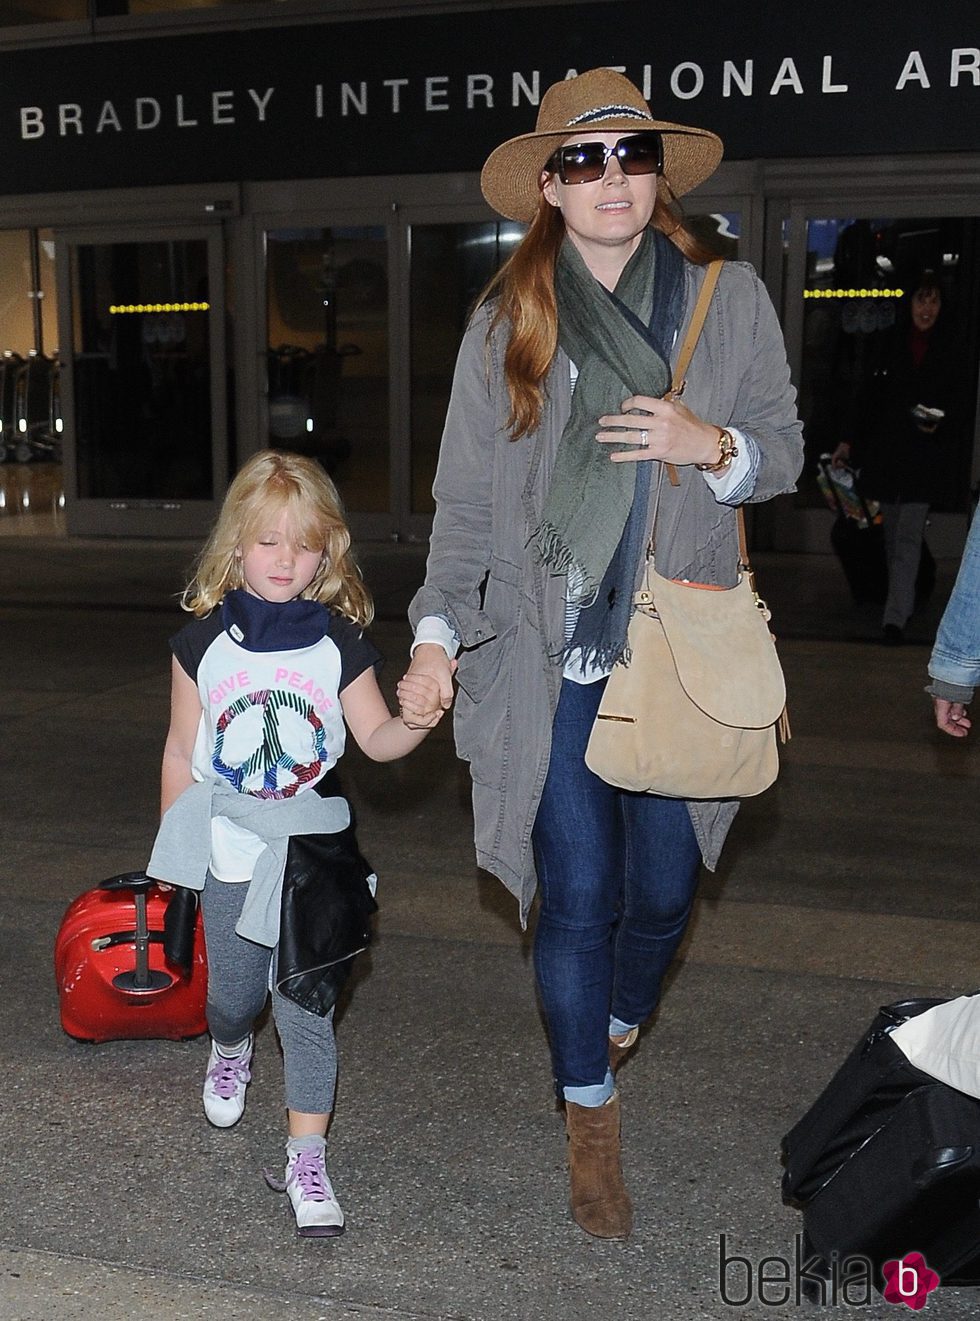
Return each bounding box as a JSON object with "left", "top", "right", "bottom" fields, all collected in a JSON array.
[{"left": 1, "top": 536, "right": 979, "bottom": 1320}]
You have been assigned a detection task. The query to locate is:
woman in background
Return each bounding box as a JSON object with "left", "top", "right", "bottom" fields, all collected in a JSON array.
[{"left": 834, "top": 272, "right": 959, "bottom": 644}]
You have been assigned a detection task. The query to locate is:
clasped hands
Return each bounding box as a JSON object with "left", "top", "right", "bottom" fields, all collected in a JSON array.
[
  {"left": 398, "top": 645, "right": 457, "bottom": 730},
  {"left": 596, "top": 394, "right": 723, "bottom": 467}
]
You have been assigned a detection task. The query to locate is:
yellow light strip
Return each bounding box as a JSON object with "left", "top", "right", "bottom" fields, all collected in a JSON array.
[
  {"left": 804, "top": 288, "right": 904, "bottom": 300},
  {"left": 108, "top": 302, "right": 210, "bottom": 314}
]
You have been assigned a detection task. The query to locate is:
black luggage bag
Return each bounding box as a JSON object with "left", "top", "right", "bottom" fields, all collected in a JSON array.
[
  {"left": 829, "top": 511, "right": 888, "bottom": 604},
  {"left": 818, "top": 455, "right": 887, "bottom": 604},
  {"left": 818, "top": 457, "right": 936, "bottom": 608},
  {"left": 781, "top": 998, "right": 980, "bottom": 1293}
]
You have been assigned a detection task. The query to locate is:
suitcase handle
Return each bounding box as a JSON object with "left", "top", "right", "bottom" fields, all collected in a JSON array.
[
  {"left": 912, "top": 1144, "right": 974, "bottom": 1188},
  {"left": 92, "top": 930, "right": 166, "bottom": 953},
  {"left": 97, "top": 871, "right": 165, "bottom": 990},
  {"left": 99, "top": 870, "right": 156, "bottom": 895}
]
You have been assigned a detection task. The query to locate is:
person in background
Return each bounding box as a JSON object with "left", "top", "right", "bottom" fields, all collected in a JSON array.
[
  {"left": 833, "top": 271, "right": 958, "bottom": 645},
  {"left": 400, "top": 69, "right": 803, "bottom": 1239}
]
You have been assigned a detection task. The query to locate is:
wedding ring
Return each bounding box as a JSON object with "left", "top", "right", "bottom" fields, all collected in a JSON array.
[{"left": 639, "top": 429, "right": 649, "bottom": 446}]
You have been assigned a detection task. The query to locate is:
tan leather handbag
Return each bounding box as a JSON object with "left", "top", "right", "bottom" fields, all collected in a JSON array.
[{"left": 584, "top": 518, "right": 789, "bottom": 799}]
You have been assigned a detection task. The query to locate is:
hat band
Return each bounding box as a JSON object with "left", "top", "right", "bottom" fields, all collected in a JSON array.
[{"left": 566, "top": 104, "right": 653, "bottom": 127}]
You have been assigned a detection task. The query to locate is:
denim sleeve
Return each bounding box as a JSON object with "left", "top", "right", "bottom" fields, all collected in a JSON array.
[{"left": 927, "top": 512, "right": 980, "bottom": 695}]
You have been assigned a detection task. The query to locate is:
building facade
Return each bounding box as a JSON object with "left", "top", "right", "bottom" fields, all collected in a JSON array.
[{"left": 0, "top": 0, "right": 977, "bottom": 553}]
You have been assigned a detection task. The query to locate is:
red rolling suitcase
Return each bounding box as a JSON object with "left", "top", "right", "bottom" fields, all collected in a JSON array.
[{"left": 55, "top": 871, "right": 208, "bottom": 1043}]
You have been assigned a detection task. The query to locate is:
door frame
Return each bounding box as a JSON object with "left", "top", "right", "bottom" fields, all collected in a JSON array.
[
  {"left": 0, "top": 181, "right": 240, "bottom": 539},
  {"left": 55, "top": 220, "right": 229, "bottom": 538},
  {"left": 248, "top": 201, "right": 403, "bottom": 542},
  {"left": 247, "top": 174, "right": 502, "bottom": 544}
]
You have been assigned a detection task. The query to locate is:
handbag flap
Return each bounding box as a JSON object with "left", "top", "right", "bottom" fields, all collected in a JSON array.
[{"left": 647, "top": 566, "right": 786, "bottom": 727}]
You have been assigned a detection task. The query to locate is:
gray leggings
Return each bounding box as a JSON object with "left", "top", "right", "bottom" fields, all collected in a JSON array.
[{"left": 200, "top": 871, "right": 337, "bottom": 1114}]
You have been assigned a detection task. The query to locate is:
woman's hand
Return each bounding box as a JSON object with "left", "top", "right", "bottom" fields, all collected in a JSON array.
[
  {"left": 596, "top": 396, "right": 721, "bottom": 466},
  {"left": 398, "top": 644, "right": 457, "bottom": 730},
  {"left": 396, "top": 671, "right": 449, "bottom": 728},
  {"left": 934, "top": 698, "right": 971, "bottom": 738}
]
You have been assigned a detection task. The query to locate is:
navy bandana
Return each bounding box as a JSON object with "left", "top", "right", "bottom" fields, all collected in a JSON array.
[{"left": 221, "top": 589, "right": 329, "bottom": 653}]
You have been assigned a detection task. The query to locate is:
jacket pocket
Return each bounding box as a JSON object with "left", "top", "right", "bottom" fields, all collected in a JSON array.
[
  {"left": 455, "top": 622, "right": 516, "bottom": 703},
  {"left": 453, "top": 623, "right": 517, "bottom": 785}
]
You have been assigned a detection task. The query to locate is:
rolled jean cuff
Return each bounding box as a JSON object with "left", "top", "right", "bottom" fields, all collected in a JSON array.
[
  {"left": 609, "top": 1015, "right": 638, "bottom": 1038},
  {"left": 563, "top": 1071, "right": 615, "bottom": 1108}
]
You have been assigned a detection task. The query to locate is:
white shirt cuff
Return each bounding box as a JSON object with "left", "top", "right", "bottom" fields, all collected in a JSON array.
[
  {"left": 698, "top": 428, "right": 753, "bottom": 500},
  {"left": 411, "top": 615, "right": 460, "bottom": 659}
]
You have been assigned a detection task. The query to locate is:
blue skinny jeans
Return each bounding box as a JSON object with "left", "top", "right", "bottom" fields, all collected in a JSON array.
[{"left": 532, "top": 677, "right": 702, "bottom": 1100}]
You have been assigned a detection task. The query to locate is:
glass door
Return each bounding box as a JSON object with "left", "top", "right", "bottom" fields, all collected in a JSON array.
[
  {"left": 259, "top": 207, "right": 525, "bottom": 542},
  {"left": 405, "top": 215, "right": 525, "bottom": 524},
  {"left": 261, "top": 219, "right": 392, "bottom": 537},
  {"left": 798, "top": 215, "right": 978, "bottom": 511},
  {"left": 0, "top": 227, "right": 63, "bottom": 537},
  {"left": 56, "top": 225, "right": 227, "bottom": 536}
]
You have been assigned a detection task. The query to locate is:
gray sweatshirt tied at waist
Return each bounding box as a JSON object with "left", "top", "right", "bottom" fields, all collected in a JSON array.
[{"left": 146, "top": 779, "right": 351, "bottom": 947}]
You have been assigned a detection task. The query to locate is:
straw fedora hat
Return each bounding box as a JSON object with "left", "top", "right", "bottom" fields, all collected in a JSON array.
[{"left": 480, "top": 68, "right": 723, "bottom": 223}]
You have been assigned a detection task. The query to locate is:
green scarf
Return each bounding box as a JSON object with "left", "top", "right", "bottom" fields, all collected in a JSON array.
[{"left": 530, "top": 228, "right": 672, "bottom": 604}]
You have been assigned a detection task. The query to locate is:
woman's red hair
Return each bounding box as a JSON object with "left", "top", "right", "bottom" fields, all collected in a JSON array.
[{"left": 479, "top": 185, "right": 717, "bottom": 440}]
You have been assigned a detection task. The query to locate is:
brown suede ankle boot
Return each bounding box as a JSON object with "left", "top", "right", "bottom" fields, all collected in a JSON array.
[{"left": 564, "top": 1092, "right": 632, "bottom": 1239}]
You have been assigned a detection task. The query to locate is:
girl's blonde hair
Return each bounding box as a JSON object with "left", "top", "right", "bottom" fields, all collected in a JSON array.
[
  {"left": 181, "top": 450, "right": 373, "bottom": 625},
  {"left": 480, "top": 186, "right": 717, "bottom": 441}
]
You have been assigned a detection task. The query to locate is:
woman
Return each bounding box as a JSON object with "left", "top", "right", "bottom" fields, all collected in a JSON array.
[
  {"left": 402, "top": 69, "right": 803, "bottom": 1239},
  {"left": 833, "top": 272, "right": 958, "bottom": 644}
]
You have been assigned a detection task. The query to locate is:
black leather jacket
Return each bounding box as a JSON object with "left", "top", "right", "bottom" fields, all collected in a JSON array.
[{"left": 164, "top": 772, "right": 376, "bottom": 1018}]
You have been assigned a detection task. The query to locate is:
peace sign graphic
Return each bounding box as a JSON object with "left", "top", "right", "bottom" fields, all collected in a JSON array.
[{"left": 213, "top": 688, "right": 326, "bottom": 799}]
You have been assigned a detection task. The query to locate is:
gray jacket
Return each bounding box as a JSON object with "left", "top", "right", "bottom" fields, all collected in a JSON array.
[{"left": 409, "top": 259, "right": 804, "bottom": 924}]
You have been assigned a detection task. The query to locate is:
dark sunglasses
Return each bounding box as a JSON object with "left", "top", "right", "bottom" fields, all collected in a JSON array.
[{"left": 546, "top": 132, "right": 664, "bottom": 186}]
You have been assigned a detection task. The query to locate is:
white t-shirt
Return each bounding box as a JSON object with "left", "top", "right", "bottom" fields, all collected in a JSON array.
[{"left": 171, "top": 590, "right": 380, "bottom": 881}]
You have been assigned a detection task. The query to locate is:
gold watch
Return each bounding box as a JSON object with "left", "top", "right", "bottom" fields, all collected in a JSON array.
[{"left": 695, "top": 427, "right": 739, "bottom": 473}]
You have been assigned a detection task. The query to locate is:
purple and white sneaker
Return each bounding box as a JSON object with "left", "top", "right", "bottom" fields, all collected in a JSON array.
[
  {"left": 265, "top": 1140, "right": 345, "bottom": 1238},
  {"left": 202, "top": 1035, "right": 253, "bottom": 1128}
]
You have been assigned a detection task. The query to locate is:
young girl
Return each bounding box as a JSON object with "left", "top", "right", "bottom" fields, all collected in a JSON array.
[{"left": 147, "top": 449, "right": 443, "bottom": 1238}]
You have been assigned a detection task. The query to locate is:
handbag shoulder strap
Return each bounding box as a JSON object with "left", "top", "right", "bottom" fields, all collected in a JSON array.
[
  {"left": 663, "top": 258, "right": 724, "bottom": 488},
  {"left": 668, "top": 258, "right": 724, "bottom": 400},
  {"left": 652, "top": 257, "right": 752, "bottom": 572}
]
